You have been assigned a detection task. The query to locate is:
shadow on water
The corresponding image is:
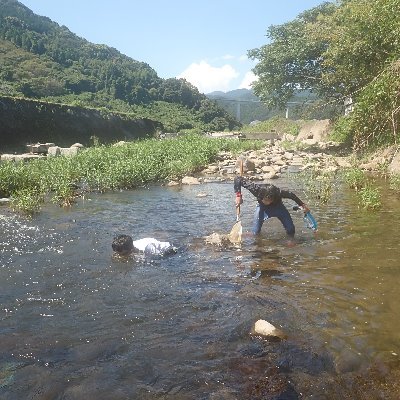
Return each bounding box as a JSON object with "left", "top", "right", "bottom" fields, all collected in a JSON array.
[{"left": 1, "top": 178, "right": 400, "bottom": 399}]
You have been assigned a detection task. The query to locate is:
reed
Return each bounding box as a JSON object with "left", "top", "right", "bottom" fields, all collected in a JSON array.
[
  {"left": 342, "top": 167, "right": 382, "bottom": 210},
  {"left": 342, "top": 167, "right": 366, "bottom": 192},
  {"left": 1, "top": 134, "right": 262, "bottom": 214},
  {"left": 293, "top": 164, "right": 382, "bottom": 211},
  {"left": 357, "top": 184, "right": 381, "bottom": 210},
  {"left": 291, "top": 163, "right": 337, "bottom": 205}
]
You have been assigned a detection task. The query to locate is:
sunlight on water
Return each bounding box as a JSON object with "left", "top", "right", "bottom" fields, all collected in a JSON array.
[{"left": 1, "top": 179, "right": 399, "bottom": 399}]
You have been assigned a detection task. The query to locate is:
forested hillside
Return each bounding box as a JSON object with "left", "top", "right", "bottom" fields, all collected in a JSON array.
[{"left": 0, "top": 0, "right": 239, "bottom": 148}]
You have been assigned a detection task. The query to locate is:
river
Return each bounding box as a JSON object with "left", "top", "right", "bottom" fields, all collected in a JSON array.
[{"left": 1, "top": 177, "right": 399, "bottom": 399}]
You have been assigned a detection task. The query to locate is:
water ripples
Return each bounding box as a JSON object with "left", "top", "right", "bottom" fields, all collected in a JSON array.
[{"left": 1, "top": 180, "right": 400, "bottom": 399}]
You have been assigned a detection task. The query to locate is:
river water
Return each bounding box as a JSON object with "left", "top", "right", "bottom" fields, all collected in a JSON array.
[{"left": 1, "top": 177, "right": 399, "bottom": 399}]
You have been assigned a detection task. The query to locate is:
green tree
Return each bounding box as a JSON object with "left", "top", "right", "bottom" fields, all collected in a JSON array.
[
  {"left": 249, "top": 0, "right": 400, "bottom": 147},
  {"left": 248, "top": 2, "right": 337, "bottom": 107},
  {"left": 310, "top": 0, "right": 400, "bottom": 96}
]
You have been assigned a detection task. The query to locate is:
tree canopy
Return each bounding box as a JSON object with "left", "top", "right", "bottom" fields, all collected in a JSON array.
[{"left": 249, "top": 0, "right": 400, "bottom": 147}]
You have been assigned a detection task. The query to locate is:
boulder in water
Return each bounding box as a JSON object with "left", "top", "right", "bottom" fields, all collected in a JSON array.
[{"left": 253, "top": 319, "right": 286, "bottom": 340}]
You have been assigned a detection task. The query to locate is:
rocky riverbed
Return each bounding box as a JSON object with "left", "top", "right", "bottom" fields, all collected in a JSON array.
[
  {"left": 172, "top": 131, "right": 400, "bottom": 187},
  {"left": 171, "top": 137, "right": 350, "bottom": 187}
]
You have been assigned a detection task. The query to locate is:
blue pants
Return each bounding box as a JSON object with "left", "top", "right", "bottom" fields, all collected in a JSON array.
[{"left": 253, "top": 202, "right": 295, "bottom": 237}]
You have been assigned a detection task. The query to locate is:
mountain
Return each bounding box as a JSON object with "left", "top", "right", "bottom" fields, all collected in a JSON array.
[
  {"left": 0, "top": 0, "right": 239, "bottom": 145},
  {"left": 208, "top": 88, "right": 259, "bottom": 102}
]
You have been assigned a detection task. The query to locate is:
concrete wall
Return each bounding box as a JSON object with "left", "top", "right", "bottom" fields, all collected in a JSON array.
[{"left": 0, "top": 96, "right": 162, "bottom": 151}]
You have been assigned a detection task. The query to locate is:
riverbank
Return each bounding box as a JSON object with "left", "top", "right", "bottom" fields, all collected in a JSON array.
[
  {"left": 171, "top": 131, "right": 400, "bottom": 213},
  {"left": 174, "top": 118, "right": 400, "bottom": 186},
  {"left": 1, "top": 128, "right": 400, "bottom": 214}
]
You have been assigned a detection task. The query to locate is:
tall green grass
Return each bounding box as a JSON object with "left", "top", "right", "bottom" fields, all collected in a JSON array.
[
  {"left": 1, "top": 134, "right": 263, "bottom": 215},
  {"left": 342, "top": 167, "right": 381, "bottom": 210},
  {"left": 290, "top": 164, "right": 382, "bottom": 211}
]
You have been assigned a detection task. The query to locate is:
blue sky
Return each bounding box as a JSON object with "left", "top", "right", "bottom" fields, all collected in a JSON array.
[{"left": 20, "top": 0, "right": 326, "bottom": 93}]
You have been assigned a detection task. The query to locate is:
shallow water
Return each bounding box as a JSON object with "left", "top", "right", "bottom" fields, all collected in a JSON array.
[{"left": 1, "top": 178, "right": 399, "bottom": 399}]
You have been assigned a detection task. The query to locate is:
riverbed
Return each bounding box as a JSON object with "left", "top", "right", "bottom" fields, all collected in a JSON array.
[{"left": 1, "top": 177, "right": 399, "bottom": 399}]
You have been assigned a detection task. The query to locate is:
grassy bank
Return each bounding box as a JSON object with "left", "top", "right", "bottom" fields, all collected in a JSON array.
[{"left": 0, "top": 134, "right": 263, "bottom": 215}]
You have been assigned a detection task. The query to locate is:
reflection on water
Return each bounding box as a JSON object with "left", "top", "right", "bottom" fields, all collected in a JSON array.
[{"left": 1, "top": 179, "right": 399, "bottom": 399}]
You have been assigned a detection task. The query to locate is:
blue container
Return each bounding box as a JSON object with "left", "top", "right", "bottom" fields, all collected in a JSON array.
[{"left": 304, "top": 211, "right": 318, "bottom": 231}]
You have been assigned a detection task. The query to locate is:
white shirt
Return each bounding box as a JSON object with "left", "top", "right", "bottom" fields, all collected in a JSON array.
[{"left": 132, "top": 238, "right": 174, "bottom": 255}]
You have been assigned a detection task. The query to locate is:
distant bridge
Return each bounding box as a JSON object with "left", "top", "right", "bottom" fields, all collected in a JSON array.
[{"left": 210, "top": 98, "right": 312, "bottom": 121}]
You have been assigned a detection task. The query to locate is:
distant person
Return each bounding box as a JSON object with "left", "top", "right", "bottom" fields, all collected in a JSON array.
[
  {"left": 112, "top": 234, "right": 177, "bottom": 257},
  {"left": 234, "top": 176, "right": 311, "bottom": 238}
]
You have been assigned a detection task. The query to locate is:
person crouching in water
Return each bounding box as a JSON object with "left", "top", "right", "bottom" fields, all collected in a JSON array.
[
  {"left": 112, "top": 234, "right": 177, "bottom": 257},
  {"left": 234, "top": 175, "right": 310, "bottom": 239}
]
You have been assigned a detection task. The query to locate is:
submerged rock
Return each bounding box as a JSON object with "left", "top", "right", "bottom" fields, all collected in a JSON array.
[
  {"left": 204, "top": 221, "right": 242, "bottom": 246},
  {"left": 204, "top": 232, "right": 230, "bottom": 246}
]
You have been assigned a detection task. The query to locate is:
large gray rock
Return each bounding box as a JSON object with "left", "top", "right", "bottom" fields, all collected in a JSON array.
[
  {"left": 1, "top": 154, "right": 15, "bottom": 161},
  {"left": 26, "top": 143, "right": 55, "bottom": 154},
  {"left": 47, "top": 146, "right": 61, "bottom": 157},
  {"left": 60, "top": 147, "right": 79, "bottom": 157}
]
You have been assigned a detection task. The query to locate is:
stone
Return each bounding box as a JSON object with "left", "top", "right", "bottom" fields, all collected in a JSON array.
[
  {"left": 167, "top": 180, "right": 180, "bottom": 186},
  {"left": 254, "top": 319, "right": 286, "bottom": 339},
  {"left": 60, "top": 147, "right": 79, "bottom": 157},
  {"left": 204, "top": 232, "right": 230, "bottom": 246},
  {"left": 207, "top": 165, "right": 219, "bottom": 172},
  {"left": 30, "top": 144, "right": 48, "bottom": 154},
  {"left": 181, "top": 176, "right": 200, "bottom": 185},
  {"left": 236, "top": 157, "right": 255, "bottom": 172},
  {"left": 1, "top": 154, "right": 15, "bottom": 161},
  {"left": 47, "top": 146, "right": 61, "bottom": 157}
]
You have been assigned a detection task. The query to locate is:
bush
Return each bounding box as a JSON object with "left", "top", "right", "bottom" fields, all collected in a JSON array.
[{"left": 329, "top": 115, "right": 354, "bottom": 145}]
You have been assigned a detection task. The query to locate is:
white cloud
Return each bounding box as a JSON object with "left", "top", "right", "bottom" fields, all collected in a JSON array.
[
  {"left": 178, "top": 60, "right": 239, "bottom": 93},
  {"left": 239, "top": 71, "right": 257, "bottom": 89}
]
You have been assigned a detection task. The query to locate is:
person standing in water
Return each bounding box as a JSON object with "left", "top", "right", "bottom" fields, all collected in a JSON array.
[{"left": 234, "top": 175, "right": 310, "bottom": 238}]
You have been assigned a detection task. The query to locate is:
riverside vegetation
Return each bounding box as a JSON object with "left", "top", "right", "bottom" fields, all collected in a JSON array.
[
  {"left": 2, "top": 128, "right": 397, "bottom": 216},
  {"left": 0, "top": 134, "right": 264, "bottom": 214}
]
